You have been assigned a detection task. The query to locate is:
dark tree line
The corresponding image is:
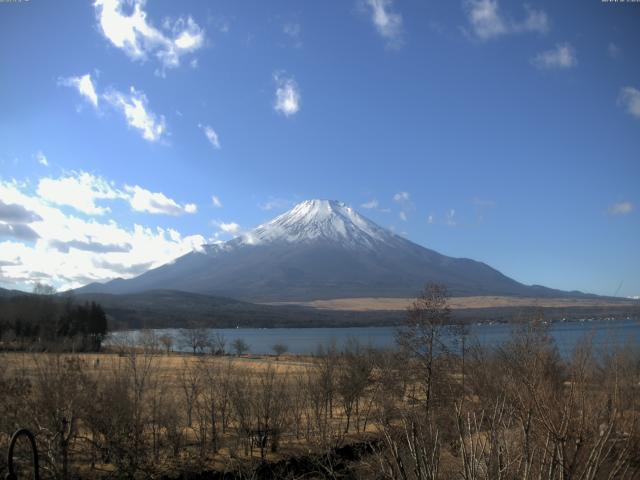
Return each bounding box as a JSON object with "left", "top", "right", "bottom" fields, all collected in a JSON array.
[{"left": 0, "top": 290, "right": 108, "bottom": 351}]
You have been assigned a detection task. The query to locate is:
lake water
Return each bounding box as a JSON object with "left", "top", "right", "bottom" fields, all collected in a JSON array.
[{"left": 110, "top": 318, "right": 640, "bottom": 357}]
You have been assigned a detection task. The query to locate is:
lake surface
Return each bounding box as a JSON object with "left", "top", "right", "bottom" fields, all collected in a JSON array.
[{"left": 110, "top": 318, "right": 640, "bottom": 357}]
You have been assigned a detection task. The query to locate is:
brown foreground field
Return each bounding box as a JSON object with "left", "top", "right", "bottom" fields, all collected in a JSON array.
[
  {"left": 1, "top": 348, "right": 386, "bottom": 479},
  {"left": 2, "top": 322, "right": 640, "bottom": 480}
]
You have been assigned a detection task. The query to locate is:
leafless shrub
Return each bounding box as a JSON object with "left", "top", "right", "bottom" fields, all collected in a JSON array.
[
  {"left": 158, "top": 333, "right": 174, "bottom": 354},
  {"left": 180, "top": 328, "right": 210, "bottom": 355},
  {"left": 458, "top": 320, "right": 640, "bottom": 480},
  {"left": 195, "top": 357, "right": 234, "bottom": 453},
  {"left": 179, "top": 359, "right": 201, "bottom": 429},
  {"left": 209, "top": 331, "right": 227, "bottom": 355},
  {"left": 272, "top": 342, "right": 288, "bottom": 359},
  {"left": 231, "top": 338, "right": 250, "bottom": 356},
  {"left": 376, "top": 409, "right": 441, "bottom": 480},
  {"left": 229, "top": 364, "right": 291, "bottom": 459},
  {"left": 336, "top": 339, "right": 373, "bottom": 433},
  {"left": 139, "top": 329, "right": 161, "bottom": 354},
  {"left": 82, "top": 352, "right": 156, "bottom": 478},
  {"left": 21, "top": 355, "right": 88, "bottom": 479}
]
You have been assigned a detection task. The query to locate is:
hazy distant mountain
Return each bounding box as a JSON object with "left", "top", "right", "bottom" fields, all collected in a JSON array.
[{"left": 75, "top": 200, "right": 594, "bottom": 301}]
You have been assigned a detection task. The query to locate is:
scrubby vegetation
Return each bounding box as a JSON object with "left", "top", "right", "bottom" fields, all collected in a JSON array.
[{"left": 0, "top": 285, "right": 638, "bottom": 479}]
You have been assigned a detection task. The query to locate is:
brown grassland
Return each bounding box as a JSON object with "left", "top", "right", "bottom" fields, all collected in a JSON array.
[{"left": 267, "top": 296, "right": 639, "bottom": 311}]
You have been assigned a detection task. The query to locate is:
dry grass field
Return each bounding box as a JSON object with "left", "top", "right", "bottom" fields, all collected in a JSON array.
[
  {"left": 268, "top": 295, "right": 639, "bottom": 311},
  {"left": 0, "top": 348, "right": 384, "bottom": 479},
  {"left": 1, "top": 306, "right": 639, "bottom": 479},
  {"left": 1, "top": 350, "right": 313, "bottom": 380}
]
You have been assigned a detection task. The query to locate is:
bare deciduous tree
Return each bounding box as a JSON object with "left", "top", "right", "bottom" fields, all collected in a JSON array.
[
  {"left": 179, "top": 327, "right": 210, "bottom": 354},
  {"left": 209, "top": 331, "right": 226, "bottom": 355},
  {"left": 337, "top": 339, "right": 372, "bottom": 433},
  {"left": 272, "top": 342, "right": 288, "bottom": 359},
  {"left": 158, "top": 334, "right": 174, "bottom": 354},
  {"left": 179, "top": 359, "right": 201, "bottom": 428},
  {"left": 231, "top": 338, "right": 250, "bottom": 356},
  {"left": 29, "top": 354, "right": 88, "bottom": 480},
  {"left": 396, "top": 283, "right": 462, "bottom": 415}
]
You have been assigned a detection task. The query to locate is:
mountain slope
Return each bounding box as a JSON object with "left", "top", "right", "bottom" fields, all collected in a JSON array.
[{"left": 76, "top": 200, "right": 594, "bottom": 301}]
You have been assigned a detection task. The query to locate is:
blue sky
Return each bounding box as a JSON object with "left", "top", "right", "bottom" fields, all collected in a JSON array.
[{"left": 0, "top": 0, "right": 638, "bottom": 297}]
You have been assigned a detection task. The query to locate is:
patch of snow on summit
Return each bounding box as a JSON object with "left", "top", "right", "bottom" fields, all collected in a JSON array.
[{"left": 235, "top": 199, "right": 397, "bottom": 249}]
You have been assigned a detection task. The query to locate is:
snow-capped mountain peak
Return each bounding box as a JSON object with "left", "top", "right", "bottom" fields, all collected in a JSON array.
[
  {"left": 75, "top": 198, "right": 574, "bottom": 302},
  {"left": 236, "top": 199, "right": 395, "bottom": 248}
]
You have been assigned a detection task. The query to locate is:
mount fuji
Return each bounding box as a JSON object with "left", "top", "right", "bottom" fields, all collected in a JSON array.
[{"left": 76, "top": 200, "right": 589, "bottom": 301}]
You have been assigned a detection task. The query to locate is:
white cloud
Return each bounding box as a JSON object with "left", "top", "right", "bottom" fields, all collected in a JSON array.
[
  {"left": 618, "top": 87, "right": 640, "bottom": 119},
  {"left": 361, "top": 199, "right": 379, "bottom": 209},
  {"left": 258, "top": 197, "right": 292, "bottom": 211},
  {"left": 464, "top": 0, "right": 548, "bottom": 40},
  {"left": 393, "top": 191, "right": 410, "bottom": 203},
  {"left": 212, "top": 195, "right": 223, "bottom": 208},
  {"left": 60, "top": 73, "right": 99, "bottom": 107},
  {"left": 609, "top": 202, "right": 633, "bottom": 216},
  {"left": 446, "top": 209, "right": 457, "bottom": 226},
  {"left": 532, "top": 43, "right": 577, "bottom": 69},
  {"left": 364, "top": 0, "right": 403, "bottom": 45},
  {"left": 199, "top": 124, "right": 221, "bottom": 149},
  {"left": 517, "top": 7, "right": 548, "bottom": 34},
  {"left": 94, "top": 0, "right": 204, "bottom": 72},
  {"left": 208, "top": 219, "right": 243, "bottom": 242},
  {"left": 34, "top": 172, "right": 197, "bottom": 218},
  {"left": 283, "top": 22, "right": 302, "bottom": 47},
  {"left": 104, "top": 87, "right": 166, "bottom": 141},
  {"left": 218, "top": 222, "right": 240, "bottom": 233},
  {"left": 608, "top": 42, "right": 620, "bottom": 59},
  {"left": 125, "top": 185, "right": 197, "bottom": 215},
  {"left": 283, "top": 22, "right": 301, "bottom": 38},
  {"left": 37, "top": 172, "right": 121, "bottom": 215},
  {"left": 473, "top": 197, "right": 495, "bottom": 223},
  {"left": 465, "top": 0, "right": 506, "bottom": 39},
  {"left": 0, "top": 180, "right": 205, "bottom": 291},
  {"left": 427, "top": 214, "right": 434, "bottom": 224},
  {"left": 274, "top": 73, "right": 301, "bottom": 117},
  {"left": 393, "top": 192, "right": 412, "bottom": 220},
  {"left": 60, "top": 75, "right": 166, "bottom": 142},
  {"left": 36, "top": 151, "right": 49, "bottom": 167},
  {"left": 213, "top": 17, "right": 230, "bottom": 34}
]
